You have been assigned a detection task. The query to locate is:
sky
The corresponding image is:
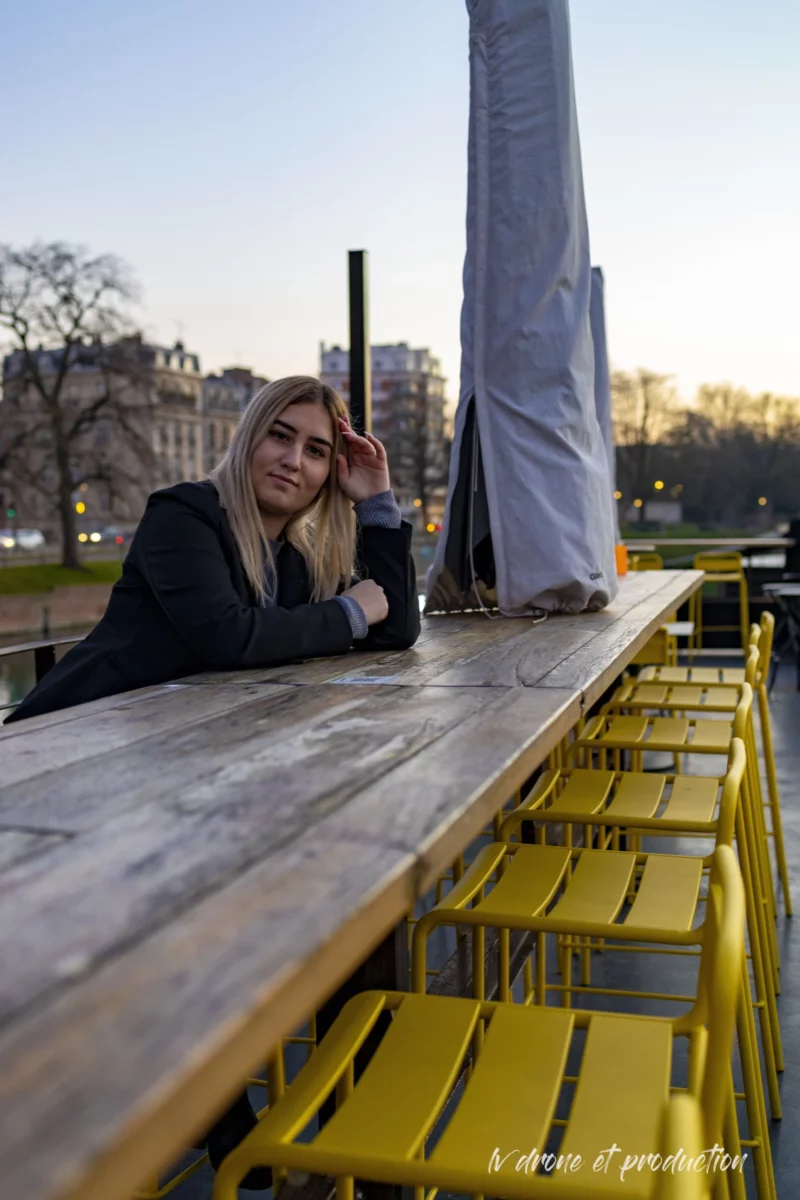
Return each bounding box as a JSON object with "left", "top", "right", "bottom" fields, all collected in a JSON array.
[{"left": 2, "top": 0, "right": 798, "bottom": 410}]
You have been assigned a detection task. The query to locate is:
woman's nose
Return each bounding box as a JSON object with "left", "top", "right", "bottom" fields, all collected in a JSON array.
[{"left": 280, "top": 444, "right": 302, "bottom": 470}]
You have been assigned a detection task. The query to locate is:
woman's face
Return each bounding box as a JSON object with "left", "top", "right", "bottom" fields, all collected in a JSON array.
[{"left": 250, "top": 401, "right": 336, "bottom": 520}]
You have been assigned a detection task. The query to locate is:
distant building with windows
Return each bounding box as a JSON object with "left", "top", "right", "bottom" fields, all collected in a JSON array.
[
  {"left": 202, "top": 367, "right": 268, "bottom": 472},
  {"left": 0, "top": 339, "right": 268, "bottom": 542},
  {"left": 319, "top": 342, "right": 450, "bottom": 524}
]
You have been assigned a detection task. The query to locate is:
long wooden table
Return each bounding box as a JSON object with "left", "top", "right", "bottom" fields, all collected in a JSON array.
[
  {"left": 0, "top": 569, "right": 702, "bottom": 1200},
  {"left": 187, "top": 569, "right": 703, "bottom": 709}
]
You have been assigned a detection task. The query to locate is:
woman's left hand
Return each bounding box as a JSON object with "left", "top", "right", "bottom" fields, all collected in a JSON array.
[{"left": 336, "top": 418, "right": 392, "bottom": 503}]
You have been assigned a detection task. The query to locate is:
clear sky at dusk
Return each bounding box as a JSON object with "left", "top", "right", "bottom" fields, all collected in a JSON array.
[{"left": 2, "top": 1, "right": 798, "bottom": 408}]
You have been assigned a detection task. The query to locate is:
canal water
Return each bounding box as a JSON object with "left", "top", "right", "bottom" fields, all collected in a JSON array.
[{"left": 0, "top": 626, "right": 92, "bottom": 716}]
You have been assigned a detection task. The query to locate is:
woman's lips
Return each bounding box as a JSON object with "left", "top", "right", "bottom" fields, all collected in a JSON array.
[{"left": 268, "top": 473, "right": 298, "bottom": 487}]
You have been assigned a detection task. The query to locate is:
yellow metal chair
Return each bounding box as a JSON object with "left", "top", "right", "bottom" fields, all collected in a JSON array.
[
  {"left": 411, "top": 742, "right": 776, "bottom": 1196},
  {"left": 628, "top": 553, "right": 683, "bottom": 666},
  {"left": 610, "top": 622, "right": 791, "bottom": 915},
  {"left": 213, "top": 847, "right": 746, "bottom": 1200},
  {"left": 689, "top": 552, "right": 750, "bottom": 655},
  {"left": 570, "top": 678, "right": 781, "bottom": 1008}
]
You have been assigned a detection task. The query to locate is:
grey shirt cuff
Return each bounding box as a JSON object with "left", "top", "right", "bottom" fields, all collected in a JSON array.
[
  {"left": 354, "top": 490, "right": 402, "bottom": 529},
  {"left": 333, "top": 594, "right": 369, "bottom": 639}
]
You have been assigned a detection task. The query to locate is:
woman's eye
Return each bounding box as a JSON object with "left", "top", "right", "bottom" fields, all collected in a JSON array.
[
  {"left": 308, "top": 446, "right": 325, "bottom": 458},
  {"left": 271, "top": 429, "right": 289, "bottom": 441}
]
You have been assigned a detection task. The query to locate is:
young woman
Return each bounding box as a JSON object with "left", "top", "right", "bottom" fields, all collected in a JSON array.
[{"left": 5, "top": 375, "right": 420, "bottom": 725}]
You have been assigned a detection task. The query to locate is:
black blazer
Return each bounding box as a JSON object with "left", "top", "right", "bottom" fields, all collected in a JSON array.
[{"left": 5, "top": 481, "right": 420, "bottom": 724}]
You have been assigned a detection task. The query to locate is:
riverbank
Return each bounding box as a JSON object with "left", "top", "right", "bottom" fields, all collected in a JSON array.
[{"left": 0, "top": 560, "right": 119, "bottom": 636}]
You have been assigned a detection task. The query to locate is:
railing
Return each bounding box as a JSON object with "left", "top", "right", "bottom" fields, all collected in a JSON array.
[{"left": 0, "top": 636, "right": 83, "bottom": 715}]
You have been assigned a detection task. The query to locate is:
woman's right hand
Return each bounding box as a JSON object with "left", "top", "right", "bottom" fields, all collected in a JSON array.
[{"left": 341, "top": 579, "right": 389, "bottom": 626}]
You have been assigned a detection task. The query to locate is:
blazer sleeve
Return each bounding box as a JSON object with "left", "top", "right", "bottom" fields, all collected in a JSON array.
[
  {"left": 133, "top": 493, "right": 354, "bottom": 669},
  {"left": 352, "top": 519, "right": 421, "bottom": 650}
]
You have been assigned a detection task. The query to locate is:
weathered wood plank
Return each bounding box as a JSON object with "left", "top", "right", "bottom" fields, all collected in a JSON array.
[
  {"left": 0, "top": 685, "right": 578, "bottom": 1028},
  {"left": 180, "top": 570, "right": 699, "bottom": 693},
  {"left": 0, "top": 834, "right": 415, "bottom": 1200},
  {"left": 539, "top": 570, "right": 704, "bottom": 706},
  {"left": 0, "top": 685, "right": 578, "bottom": 1200},
  {"left": 0, "top": 829, "right": 69, "bottom": 872},
  {"left": 0, "top": 683, "right": 182, "bottom": 741},
  {"left": 0, "top": 681, "right": 289, "bottom": 789}
]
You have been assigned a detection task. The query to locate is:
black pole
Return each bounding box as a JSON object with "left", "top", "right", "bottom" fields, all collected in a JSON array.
[{"left": 348, "top": 249, "right": 371, "bottom": 432}]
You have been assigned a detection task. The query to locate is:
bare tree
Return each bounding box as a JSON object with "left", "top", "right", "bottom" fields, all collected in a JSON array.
[
  {"left": 611, "top": 369, "right": 677, "bottom": 520},
  {"left": 0, "top": 242, "right": 154, "bottom": 567}
]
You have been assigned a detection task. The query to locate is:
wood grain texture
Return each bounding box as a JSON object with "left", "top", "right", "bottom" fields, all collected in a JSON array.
[
  {"left": 0, "top": 829, "right": 68, "bottom": 872},
  {"left": 0, "top": 685, "right": 577, "bottom": 1028},
  {"left": 0, "top": 681, "right": 289, "bottom": 792},
  {"left": 0, "top": 684, "right": 578, "bottom": 1200},
  {"left": 181, "top": 570, "right": 702, "bottom": 700},
  {"left": 538, "top": 570, "right": 704, "bottom": 706}
]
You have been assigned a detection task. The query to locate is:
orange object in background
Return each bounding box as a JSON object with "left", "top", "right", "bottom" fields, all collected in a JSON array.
[{"left": 615, "top": 543, "right": 628, "bottom": 576}]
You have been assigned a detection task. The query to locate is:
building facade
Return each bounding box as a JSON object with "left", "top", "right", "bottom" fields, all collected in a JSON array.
[
  {"left": 0, "top": 340, "right": 267, "bottom": 543},
  {"left": 319, "top": 342, "right": 450, "bottom": 522},
  {"left": 202, "top": 367, "right": 268, "bottom": 474}
]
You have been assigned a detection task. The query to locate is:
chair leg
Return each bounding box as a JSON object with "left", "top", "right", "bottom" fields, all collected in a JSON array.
[
  {"left": 737, "top": 955, "right": 778, "bottom": 1200},
  {"left": 757, "top": 680, "right": 793, "bottom": 915},
  {"left": 722, "top": 1072, "right": 746, "bottom": 1200},
  {"left": 736, "top": 805, "right": 783, "bottom": 1118}
]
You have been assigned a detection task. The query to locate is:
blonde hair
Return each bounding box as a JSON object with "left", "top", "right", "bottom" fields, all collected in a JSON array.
[{"left": 210, "top": 376, "right": 356, "bottom": 604}]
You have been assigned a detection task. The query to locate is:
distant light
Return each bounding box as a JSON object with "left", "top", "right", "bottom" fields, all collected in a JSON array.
[
  {"left": 613, "top": 490, "right": 622, "bottom": 500},
  {"left": 758, "top": 497, "right": 768, "bottom": 507},
  {"left": 654, "top": 480, "right": 665, "bottom": 491},
  {"left": 675, "top": 484, "right": 683, "bottom": 493},
  {"left": 89, "top": 531, "right": 102, "bottom": 543},
  {"left": 633, "top": 499, "right": 644, "bottom": 509},
  {"left": 115, "top": 535, "right": 124, "bottom": 545},
  {"left": 426, "top": 523, "right": 436, "bottom": 533},
  {"left": 6, "top": 507, "right": 16, "bottom": 518},
  {"left": 436, "top": 523, "right": 442, "bottom": 531},
  {"left": 1, "top": 536, "right": 15, "bottom": 549},
  {"left": 75, "top": 501, "right": 86, "bottom": 514},
  {"left": 413, "top": 498, "right": 423, "bottom": 508},
  {"left": 78, "top": 532, "right": 89, "bottom": 543}
]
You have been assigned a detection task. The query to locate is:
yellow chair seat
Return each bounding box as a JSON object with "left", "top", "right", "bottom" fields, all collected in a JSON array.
[
  {"left": 218, "top": 991, "right": 673, "bottom": 1200},
  {"left": 615, "top": 682, "right": 739, "bottom": 711},
  {"left": 590, "top": 714, "right": 733, "bottom": 754},
  {"left": 638, "top": 665, "right": 746, "bottom": 686},
  {"left": 544, "top": 768, "right": 615, "bottom": 815},
  {"left": 507, "top": 770, "right": 722, "bottom": 836},
  {"left": 456, "top": 845, "right": 706, "bottom": 937}
]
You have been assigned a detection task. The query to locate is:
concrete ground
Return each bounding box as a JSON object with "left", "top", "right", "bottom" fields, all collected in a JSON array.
[{"left": 165, "top": 658, "right": 800, "bottom": 1199}]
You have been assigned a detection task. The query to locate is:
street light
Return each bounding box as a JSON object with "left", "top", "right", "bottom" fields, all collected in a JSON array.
[
  {"left": 613, "top": 490, "right": 622, "bottom": 500},
  {"left": 75, "top": 501, "right": 86, "bottom": 514},
  {"left": 633, "top": 499, "right": 643, "bottom": 509},
  {"left": 654, "top": 480, "right": 665, "bottom": 491},
  {"left": 413, "top": 498, "right": 423, "bottom": 508},
  {"left": 758, "top": 497, "right": 768, "bottom": 507},
  {"left": 78, "top": 533, "right": 89, "bottom": 543}
]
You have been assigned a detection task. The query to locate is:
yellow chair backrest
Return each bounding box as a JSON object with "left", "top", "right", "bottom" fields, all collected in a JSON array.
[
  {"left": 757, "top": 610, "right": 774, "bottom": 684},
  {"left": 630, "top": 552, "right": 664, "bottom": 570},
  {"left": 631, "top": 626, "right": 671, "bottom": 666},
  {"left": 693, "top": 552, "right": 744, "bottom": 574}
]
